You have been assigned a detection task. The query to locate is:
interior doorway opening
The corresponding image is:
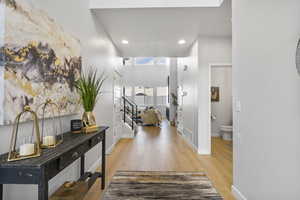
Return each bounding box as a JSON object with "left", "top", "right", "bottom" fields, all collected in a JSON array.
[{"left": 209, "top": 63, "right": 233, "bottom": 144}]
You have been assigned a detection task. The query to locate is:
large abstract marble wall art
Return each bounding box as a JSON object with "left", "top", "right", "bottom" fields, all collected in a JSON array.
[
  {"left": 0, "top": 1, "right": 6, "bottom": 125},
  {"left": 0, "top": 0, "right": 82, "bottom": 124}
]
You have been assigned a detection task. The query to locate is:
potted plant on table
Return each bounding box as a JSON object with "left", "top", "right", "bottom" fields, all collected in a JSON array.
[{"left": 75, "top": 69, "right": 106, "bottom": 133}]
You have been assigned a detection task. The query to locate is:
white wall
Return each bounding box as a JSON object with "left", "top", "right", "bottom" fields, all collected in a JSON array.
[
  {"left": 211, "top": 66, "right": 232, "bottom": 136},
  {"left": 197, "top": 36, "right": 232, "bottom": 154},
  {"left": 0, "top": 0, "right": 120, "bottom": 199},
  {"left": 169, "top": 58, "right": 178, "bottom": 122},
  {"left": 177, "top": 37, "right": 231, "bottom": 153},
  {"left": 122, "top": 65, "right": 169, "bottom": 87},
  {"left": 177, "top": 41, "right": 199, "bottom": 148},
  {"left": 112, "top": 72, "right": 124, "bottom": 144},
  {"left": 232, "top": 0, "right": 300, "bottom": 199}
]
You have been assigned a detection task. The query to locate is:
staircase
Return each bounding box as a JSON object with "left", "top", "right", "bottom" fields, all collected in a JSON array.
[{"left": 121, "top": 96, "right": 139, "bottom": 136}]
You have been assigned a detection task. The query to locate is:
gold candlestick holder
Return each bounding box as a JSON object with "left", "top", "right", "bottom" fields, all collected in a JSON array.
[
  {"left": 8, "top": 106, "right": 42, "bottom": 162},
  {"left": 37, "top": 99, "right": 63, "bottom": 148}
]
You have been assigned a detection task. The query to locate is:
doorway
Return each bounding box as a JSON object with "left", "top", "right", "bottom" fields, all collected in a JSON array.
[{"left": 209, "top": 64, "right": 233, "bottom": 142}]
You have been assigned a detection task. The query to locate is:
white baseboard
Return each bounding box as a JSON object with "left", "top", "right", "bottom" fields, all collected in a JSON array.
[
  {"left": 232, "top": 185, "right": 247, "bottom": 200},
  {"left": 121, "top": 123, "right": 135, "bottom": 138},
  {"left": 88, "top": 141, "right": 118, "bottom": 172},
  {"left": 177, "top": 130, "right": 198, "bottom": 153},
  {"left": 177, "top": 127, "right": 184, "bottom": 134},
  {"left": 180, "top": 128, "right": 211, "bottom": 155},
  {"left": 211, "top": 132, "right": 221, "bottom": 137},
  {"left": 183, "top": 127, "right": 193, "bottom": 136},
  {"left": 121, "top": 134, "right": 134, "bottom": 139},
  {"left": 106, "top": 139, "right": 119, "bottom": 155},
  {"left": 88, "top": 156, "right": 102, "bottom": 172},
  {"left": 197, "top": 149, "right": 211, "bottom": 155}
]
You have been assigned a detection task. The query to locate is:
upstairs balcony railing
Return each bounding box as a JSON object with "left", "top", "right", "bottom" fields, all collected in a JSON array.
[{"left": 122, "top": 96, "right": 138, "bottom": 130}]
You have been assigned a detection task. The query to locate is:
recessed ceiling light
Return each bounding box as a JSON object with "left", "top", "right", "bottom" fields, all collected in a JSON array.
[
  {"left": 178, "top": 39, "right": 186, "bottom": 45},
  {"left": 122, "top": 40, "right": 129, "bottom": 44}
]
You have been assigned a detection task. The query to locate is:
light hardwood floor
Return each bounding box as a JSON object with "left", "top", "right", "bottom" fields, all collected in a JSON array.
[{"left": 84, "top": 121, "right": 235, "bottom": 200}]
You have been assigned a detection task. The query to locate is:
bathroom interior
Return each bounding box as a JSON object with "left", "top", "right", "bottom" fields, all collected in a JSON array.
[{"left": 211, "top": 65, "right": 233, "bottom": 142}]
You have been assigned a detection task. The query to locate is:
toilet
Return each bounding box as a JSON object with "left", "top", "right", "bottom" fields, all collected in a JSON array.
[{"left": 220, "top": 125, "right": 233, "bottom": 141}]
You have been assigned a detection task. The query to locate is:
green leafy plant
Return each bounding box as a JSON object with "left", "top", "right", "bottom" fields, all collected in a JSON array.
[
  {"left": 171, "top": 93, "right": 178, "bottom": 107},
  {"left": 75, "top": 69, "right": 106, "bottom": 112}
]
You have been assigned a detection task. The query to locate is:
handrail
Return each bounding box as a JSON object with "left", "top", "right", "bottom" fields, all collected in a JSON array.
[
  {"left": 122, "top": 96, "right": 138, "bottom": 130},
  {"left": 122, "top": 96, "right": 138, "bottom": 118},
  {"left": 122, "top": 96, "right": 136, "bottom": 107}
]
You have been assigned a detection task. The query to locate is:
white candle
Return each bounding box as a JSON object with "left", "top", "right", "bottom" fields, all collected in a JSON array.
[
  {"left": 20, "top": 144, "right": 35, "bottom": 156},
  {"left": 43, "top": 136, "right": 56, "bottom": 146}
]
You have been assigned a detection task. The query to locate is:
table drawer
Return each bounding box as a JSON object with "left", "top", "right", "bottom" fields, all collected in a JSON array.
[
  {"left": 89, "top": 134, "right": 104, "bottom": 148},
  {"left": 59, "top": 143, "right": 89, "bottom": 170},
  {"left": 0, "top": 168, "right": 40, "bottom": 184}
]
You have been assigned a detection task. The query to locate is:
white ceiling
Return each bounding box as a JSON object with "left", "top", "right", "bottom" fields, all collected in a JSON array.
[{"left": 93, "top": 0, "right": 231, "bottom": 57}]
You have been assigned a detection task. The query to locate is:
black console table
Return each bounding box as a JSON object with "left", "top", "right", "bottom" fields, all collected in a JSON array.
[{"left": 0, "top": 126, "right": 108, "bottom": 200}]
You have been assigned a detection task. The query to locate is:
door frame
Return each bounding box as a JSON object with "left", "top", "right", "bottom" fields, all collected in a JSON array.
[{"left": 208, "top": 63, "right": 232, "bottom": 153}]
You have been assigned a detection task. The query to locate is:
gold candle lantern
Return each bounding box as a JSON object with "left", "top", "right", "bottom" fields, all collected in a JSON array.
[
  {"left": 37, "top": 99, "right": 63, "bottom": 148},
  {"left": 8, "top": 106, "right": 42, "bottom": 162}
]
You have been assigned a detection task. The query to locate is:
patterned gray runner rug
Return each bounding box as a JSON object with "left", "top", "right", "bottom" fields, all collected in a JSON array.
[{"left": 102, "top": 171, "right": 223, "bottom": 200}]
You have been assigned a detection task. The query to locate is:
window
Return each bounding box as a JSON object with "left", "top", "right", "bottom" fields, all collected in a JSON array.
[
  {"left": 156, "top": 57, "right": 169, "bottom": 65},
  {"left": 123, "top": 58, "right": 133, "bottom": 66},
  {"left": 145, "top": 87, "right": 154, "bottom": 96},
  {"left": 133, "top": 57, "right": 170, "bottom": 66},
  {"left": 135, "top": 57, "right": 155, "bottom": 65},
  {"left": 157, "top": 87, "right": 168, "bottom": 96},
  {"left": 135, "top": 86, "right": 145, "bottom": 96},
  {"left": 134, "top": 86, "right": 154, "bottom": 106},
  {"left": 123, "top": 57, "right": 170, "bottom": 66},
  {"left": 145, "top": 87, "right": 154, "bottom": 105},
  {"left": 134, "top": 86, "right": 145, "bottom": 106},
  {"left": 157, "top": 86, "right": 168, "bottom": 105},
  {"left": 125, "top": 86, "right": 132, "bottom": 97}
]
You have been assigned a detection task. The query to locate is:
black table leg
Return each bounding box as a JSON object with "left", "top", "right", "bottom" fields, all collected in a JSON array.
[
  {"left": 81, "top": 155, "right": 85, "bottom": 177},
  {"left": 0, "top": 184, "right": 3, "bottom": 200},
  {"left": 101, "top": 133, "right": 106, "bottom": 190},
  {"left": 38, "top": 179, "right": 48, "bottom": 200}
]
